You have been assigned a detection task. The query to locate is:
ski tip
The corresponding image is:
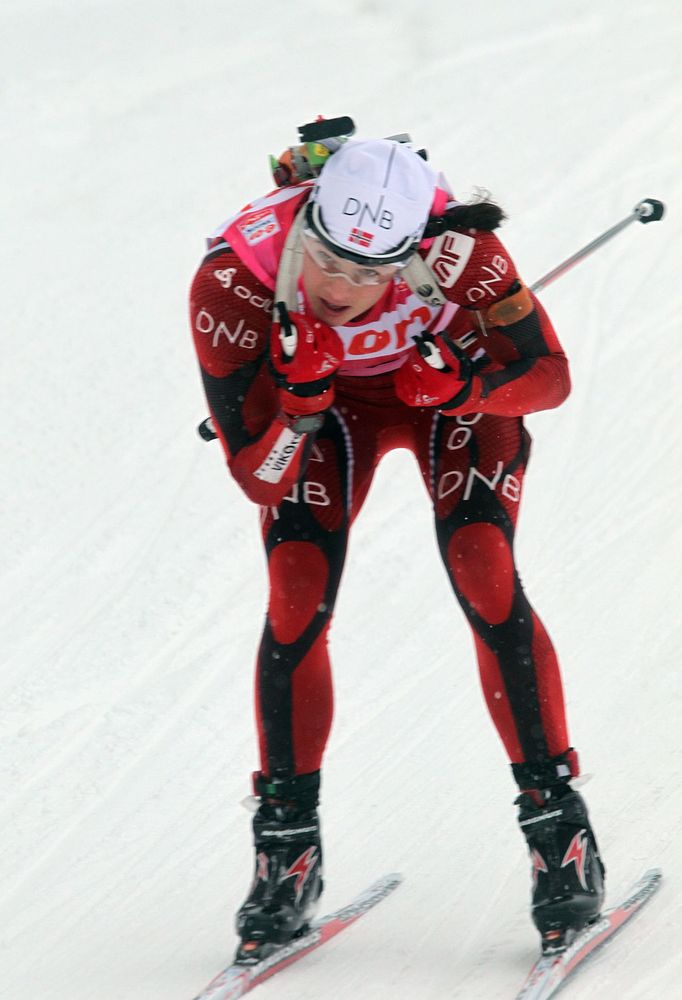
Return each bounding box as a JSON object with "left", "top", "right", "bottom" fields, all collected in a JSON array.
[
  {"left": 362, "top": 872, "right": 404, "bottom": 898},
  {"left": 386, "top": 873, "right": 404, "bottom": 889},
  {"left": 364, "top": 872, "right": 403, "bottom": 891},
  {"left": 609, "top": 867, "right": 663, "bottom": 915},
  {"left": 638, "top": 867, "right": 663, "bottom": 888}
]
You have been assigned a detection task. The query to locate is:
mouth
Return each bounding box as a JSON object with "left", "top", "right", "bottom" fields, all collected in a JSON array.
[{"left": 319, "top": 297, "right": 350, "bottom": 316}]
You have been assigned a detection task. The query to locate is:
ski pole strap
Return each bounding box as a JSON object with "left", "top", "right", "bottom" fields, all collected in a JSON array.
[{"left": 530, "top": 198, "right": 665, "bottom": 294}]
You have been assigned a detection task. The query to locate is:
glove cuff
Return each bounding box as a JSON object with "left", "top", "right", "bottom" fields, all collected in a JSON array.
[
  {"left": 279, "top": 385, "right": 335, "bottom": 417},
  {"left": 269, "top": 359, "right": 334, "bottom": 397},
  {"left": 439, "top": 375, "right": 483, "bottom": 415}
]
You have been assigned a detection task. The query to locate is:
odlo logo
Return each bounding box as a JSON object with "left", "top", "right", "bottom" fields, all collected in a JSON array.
[{"left": 343, "top": 195, "right": 393, "bottom": 230}]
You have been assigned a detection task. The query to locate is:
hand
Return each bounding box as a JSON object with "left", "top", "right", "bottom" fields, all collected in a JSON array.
[
  {"left": 270, "top": 303, "right": 345, "bottom": 417},
  {"left": 395, "top": 331, "right": 474, "bottom": 409}
]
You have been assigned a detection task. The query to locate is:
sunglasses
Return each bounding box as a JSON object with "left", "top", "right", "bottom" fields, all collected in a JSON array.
[{"left": 301, "top": 229, "right": 409, "bottom": 287}]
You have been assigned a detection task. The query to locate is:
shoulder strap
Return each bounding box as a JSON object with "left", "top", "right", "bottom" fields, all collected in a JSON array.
[
  {"left": 401, "top": 254, "right": 447, "bottom": 307},
  {"left": 274, "top": 207, "right": 307, "bottom": 310}
]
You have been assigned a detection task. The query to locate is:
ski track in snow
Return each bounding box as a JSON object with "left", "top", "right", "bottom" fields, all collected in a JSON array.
[{"left": 3, "top": 2, "right": 682, "bottom": 998}]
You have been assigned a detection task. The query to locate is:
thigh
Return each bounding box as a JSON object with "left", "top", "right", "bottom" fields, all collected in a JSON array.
[
  {"left": 428, "top": 412, "right": 531, "bottom": 532},
  {"left": 425, "top": 412, "right": 531, "bottom": 618},
  {"left": 259, "top": 403, "right": 383, "bottom": 596}
]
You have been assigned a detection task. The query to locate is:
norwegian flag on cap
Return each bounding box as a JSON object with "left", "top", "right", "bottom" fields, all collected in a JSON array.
[{"left": 348, "top": 227, "right": 374, "bottom": 248}]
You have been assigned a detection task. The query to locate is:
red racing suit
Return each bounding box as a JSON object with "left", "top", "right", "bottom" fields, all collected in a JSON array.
[{"left": 189, "top": 182, "right": 578, "bottom": 791}]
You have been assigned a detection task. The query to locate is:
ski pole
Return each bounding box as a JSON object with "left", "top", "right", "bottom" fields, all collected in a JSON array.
[{"left": 529, "top": 198, "right": 665, "bottom": 293}]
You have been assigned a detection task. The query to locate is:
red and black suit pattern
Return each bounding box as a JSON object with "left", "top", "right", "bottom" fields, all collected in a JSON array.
[{"left": 189, "top": 226, "right": 577, "bottom": 788}]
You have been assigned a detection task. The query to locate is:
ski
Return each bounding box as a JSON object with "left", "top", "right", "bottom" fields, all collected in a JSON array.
[
  {"left": 515, "top": 867, "right": 662, "bottom": 999},
  {"left": 191, "top": 873, "right": 403, "bottom": 1000}
]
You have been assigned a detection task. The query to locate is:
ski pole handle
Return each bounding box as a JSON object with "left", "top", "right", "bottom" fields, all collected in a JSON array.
[{"left": 530, "top": 198, "right": 665, "bottom": 294}]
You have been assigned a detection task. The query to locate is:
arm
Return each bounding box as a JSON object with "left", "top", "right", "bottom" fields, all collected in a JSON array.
[
  {"left": 400, "top": 229, "right": 570, "bottom": 417},
  {"left": 441, "top": 279, "right": 570, "bottom": 417},
  {"left": 189, "top": 247, "right": 318, "bottom": 506}
]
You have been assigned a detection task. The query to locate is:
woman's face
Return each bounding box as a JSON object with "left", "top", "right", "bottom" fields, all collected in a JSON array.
[{"left": 301, "top": 248, "right": 392, "bottom": 327}]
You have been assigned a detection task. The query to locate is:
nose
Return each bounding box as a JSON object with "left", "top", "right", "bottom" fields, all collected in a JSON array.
[{"left": 321, "top": 274, "right": 353, "bottom": 303}]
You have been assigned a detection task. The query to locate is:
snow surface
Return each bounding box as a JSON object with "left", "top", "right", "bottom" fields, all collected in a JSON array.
[{"left": 2, "top": 1, "right": 681, "bottom": 997}]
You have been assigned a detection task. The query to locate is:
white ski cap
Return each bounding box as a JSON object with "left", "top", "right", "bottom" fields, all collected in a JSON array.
[{"left": 308, "top": 138, "right": 437, "bottom": 263}]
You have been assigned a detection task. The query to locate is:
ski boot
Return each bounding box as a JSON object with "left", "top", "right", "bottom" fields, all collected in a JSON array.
[
  {"left": 235, "top": 771, "right": 323, "bottom": 964},
  {"left": 513, "top": 753, "right": 605, "bottom": 955}
]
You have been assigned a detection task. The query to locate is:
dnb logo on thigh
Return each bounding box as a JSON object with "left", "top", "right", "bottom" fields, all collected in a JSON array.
[{"left": 437, "top": 461, "right": 521, "bottom": 502}]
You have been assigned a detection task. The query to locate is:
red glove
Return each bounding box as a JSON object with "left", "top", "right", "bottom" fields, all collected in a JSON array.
[
  {"left": 270, "top": 303, "right": 345, "bottom": 417},
  {"left": 395, "top": 331, "right": 476, "bottom": 410}
]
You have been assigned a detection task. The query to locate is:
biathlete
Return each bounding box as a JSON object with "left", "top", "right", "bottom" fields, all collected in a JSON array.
[{"left": 189, "top": 119, "right": 605, "bottom": 961}]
